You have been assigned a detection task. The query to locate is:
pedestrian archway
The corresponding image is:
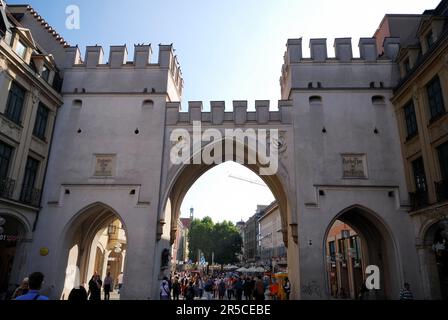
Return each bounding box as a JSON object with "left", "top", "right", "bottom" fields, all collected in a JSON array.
[
  {"left": 59, "top": 203, "right": 128, "bottom": 300},
  {"left": 0, "top": 214, "right": 29, "bottom": 299},
  {"left": 154, "top": 136, "right": 297, "bottom": 299},
  {"left": 420, "top": 219, "right": 448, "bottom": 300},
  {"left": 324, "top": 205, "right": 399, "bottom": 300}
]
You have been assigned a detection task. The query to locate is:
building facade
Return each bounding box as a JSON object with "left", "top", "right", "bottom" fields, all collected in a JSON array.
[
  {"left": 390, "top": 0, "right": 448, "bottom": 300},
  {"left": 326, "top": 221, "right": 364, "bottom": 300},
  {"left": 3, "top": 0, "right": 448, "bottom": 300},
  {"left": 243, "top": 205, "right": 265, "bottom": 263},
  {"left": 0, "top": 1, "right": 64, "bottom": 298},
  {"left": 258, "top": 202, "right": 287, "bottom": 272}
]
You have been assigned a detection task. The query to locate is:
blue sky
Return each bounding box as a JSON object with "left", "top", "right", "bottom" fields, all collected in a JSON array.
[{"left": 7, "top": 0, "right": 440, "bottom": 222}]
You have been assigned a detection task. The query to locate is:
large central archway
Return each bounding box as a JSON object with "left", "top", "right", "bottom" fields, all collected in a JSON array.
[{"left": 154, "top": 137, "right": 297, "bottom": 298}]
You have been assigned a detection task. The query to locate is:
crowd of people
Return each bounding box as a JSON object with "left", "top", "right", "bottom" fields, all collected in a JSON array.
[
  {"left": 8, "top": 271, "right": 124, "bottom": 301},
  {"left": 8, "top": 270, "right": 415, "bottom": 301},
  {"left": 160, "top": 271, "right": 291, "bottom": 301}
]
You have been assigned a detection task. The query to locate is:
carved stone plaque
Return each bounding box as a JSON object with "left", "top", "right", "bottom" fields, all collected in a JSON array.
[
  {"left": 342, "top": 154, "right": 367, "bottom": 178},
  {"left": 93, "top": 154, "right": 115, "bottom": 177}
]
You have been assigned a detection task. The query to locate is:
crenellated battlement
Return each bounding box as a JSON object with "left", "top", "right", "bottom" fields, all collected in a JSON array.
[
  {"left": 166, "top": 100, "right": 292, "bottom": 126},
  {"left": 280, "top": 37, "right": 401, "bottom": 98},
  {"left": 62, "top": 44, "right": 184, "bottom": 99},
  {"left": 283, "top": 37, "right": 400, "bottom": 65}
]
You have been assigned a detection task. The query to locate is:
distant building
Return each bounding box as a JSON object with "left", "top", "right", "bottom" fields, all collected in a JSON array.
[
  {"left": 243, "top": 205, "right": 266, "bottom": 263},
  {"left": 235, "top": 220, "right": 245, "bottom": 263},
  {"left": 326, "top": 221, "right": 364, "bottom": 300},
  {"left": 172, "top": 207, "right": 194, "bottom": 269},
  {"left": 258, "top": 202, "right": 287, "bottom": 272}
]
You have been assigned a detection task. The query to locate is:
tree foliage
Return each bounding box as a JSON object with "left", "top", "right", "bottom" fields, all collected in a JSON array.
[{"left": 188, "top": 217, "right": 242, "bottom": 266}]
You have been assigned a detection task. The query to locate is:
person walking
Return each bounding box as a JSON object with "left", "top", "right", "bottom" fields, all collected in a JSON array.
[
  {"left": 399, "top": 283, "right": 414, "bottom": 300},
  {"left": 234, "top": 277, "right": 243, "bottom": 301},
  {"left": 172, "top": 277, "right": 181, "bottom": 300},
  {"left": 15, "top": 272, "right": 49, "bottom": 300},
  {"left": 68, "top": 285, "right": 88, "bottom": 301},
  {"left": 103, "top": 272, "right": 113, "bottom": 300},
  {"left": 283, "top": 277, "right": 291, "bottom": 300},
  {"left": 254, "top": 276, "right": 265, "bottom": 301},
  {"left": 88, "top": 273, "right": 102, "bottom": 301},
  {"left": 117, "top": 272, "right": 124, "bottom": 294},
  {"left": 160, "top": 277, "right": 171, "bottom": 300}
]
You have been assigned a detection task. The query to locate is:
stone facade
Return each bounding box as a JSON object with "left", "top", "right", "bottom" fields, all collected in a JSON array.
[{"left": 3, "top": 0, "right": 448, "bottom": 301}]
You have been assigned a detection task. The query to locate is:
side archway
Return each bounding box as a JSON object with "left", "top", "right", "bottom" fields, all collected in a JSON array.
[
  {"left": 57, "top": 202, "right": 128, "bottom": 300},
  {"left": 323, "top": 205, "right": 400, "bottom": 299}
]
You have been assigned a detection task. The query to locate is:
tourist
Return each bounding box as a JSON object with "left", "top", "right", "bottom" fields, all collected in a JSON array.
[
  {"left": 172, "top": 277, "right": 181, "bottom": 300},
  {"left": 117, "top": 272, "right": 124, "bottom": 294},
  {"left": 15, "top": 272, "right": 49, "bottom": 300},
  {"left": 399, "top": 283, "right": 414, "bottom": 300},
  {"left": 88, "top": 273, "right": 102, "bottom": 300},
  {"left": 12, "top": 277, "right": 29, "bottom": 299},
  {"left": 283, "top": 277, "right": 291, "bottom": 300},
  {"left": 68, "top": 285, "right": 88, "bottom": 301},
  {"left": 103, "top": 272, "right": 113, "bottom": 300},
  {"left": 160, "top": 276, "right": 171, "bottom": 300}
]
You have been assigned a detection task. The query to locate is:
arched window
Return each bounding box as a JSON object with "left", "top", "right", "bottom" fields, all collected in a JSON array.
[{"left": 142, "top": 99, "right": 154, "bottom": 108}]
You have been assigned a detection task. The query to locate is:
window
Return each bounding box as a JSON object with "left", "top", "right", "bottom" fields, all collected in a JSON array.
[
  {"left": 41, "top": 65, "right": 50, "bottom": 82},
  {"left": 412, "top": 157, "right": 427, "bottom": 192},
  {"left": 426, "top": 31, "right": 434, "bottom": 49},
  {"left": 15, "top": 41, "right": 27, "bottom": 59},
  {"left": 329, "top": 241, "right": 336, "bottom": 262},
  {"left": 309, "top": 96, "right": 322, "bottom": 104},
  {"left": 438, "top": 142, "right": 448, "bottom": 181},
  {"left": 5, "top": 82, "right": 26, "bottom": 125},
  {"left": 0, "top": 142, "right": 13, "bottom": 179},
  {"left": 20, "top": 157, "right": 40, "bottom": 204},
  {"left": 404, "top": 100, "right": 418, "bottom": 138},
  {"left": 33, "top": 103, "right": 49, "bottom": 140},
  {"left": 426, "top": 76, "right": 445, "bottom": 121}
]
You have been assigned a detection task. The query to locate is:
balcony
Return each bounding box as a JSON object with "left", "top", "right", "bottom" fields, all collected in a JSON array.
[
  {"left": 435, "top": 180, "right": 448, "bottom": 202},
  {"left": 0, "top": 177, "right": 16, "bottom": 200},
  {"left": 20, "top": 186, "right": 41, "bottom": 207},
  {"left": 409, "top": 190, "right": 429, "bottom": 210}
]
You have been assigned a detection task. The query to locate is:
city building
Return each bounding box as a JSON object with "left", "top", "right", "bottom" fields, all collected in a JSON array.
[
  {"left": 258, "top": 201, "right": 287, "bottom": 272},
  {"left": 0, "top": 1, "right": 64, "bottom": 298},
  {"left": 172, "top": 207, "right": 193, "bottom": 270},
  {"left": 390, "top": 0, "right": 448, "bottom": 300},
  {"left": 243, "top": 205, "right": 266, "bottom": 263},
  {"left": 235, "top": 219, "right": 245, "bottom": 263},
  {"left": 326, "top": 221, "right": 364, "bottom": 300}
]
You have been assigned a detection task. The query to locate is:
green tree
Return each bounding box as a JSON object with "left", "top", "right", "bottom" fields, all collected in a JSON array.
[
  {"left": 212, "top": 221, "right": 243, "bottom": 267},
  {"left": 188, "top": 217, "right": 214, "bottom": 262},
  {"left": 188, "top": 218, "right": 242, "bottom": 268}
]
